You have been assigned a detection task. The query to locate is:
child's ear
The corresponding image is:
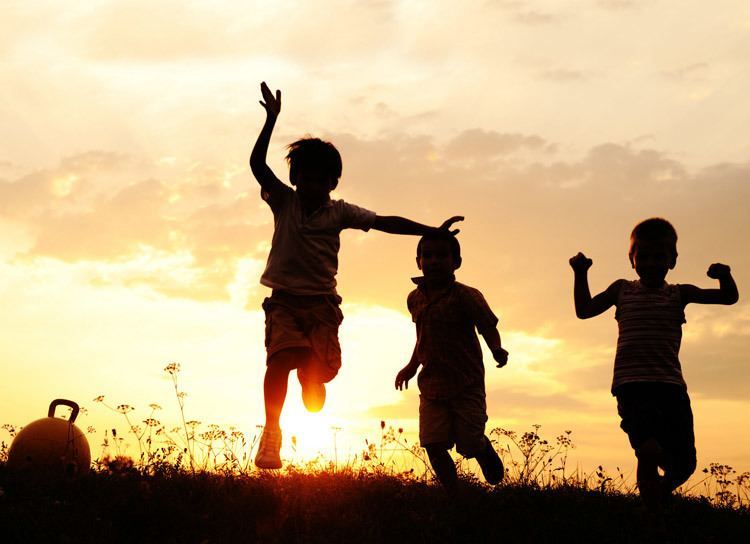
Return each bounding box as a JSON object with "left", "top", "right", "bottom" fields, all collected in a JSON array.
[
  {"left": 453, "top": 256, "right": 462, "bottom": 270},
  {"left": 669, "top": 252, "right": 678, "bottom": 269},
  {"left": 628, "top": 254, "right": 635, "bottom": 269},
  {"left": 416, "top": 256, "right": 423, "bottom": 270}
]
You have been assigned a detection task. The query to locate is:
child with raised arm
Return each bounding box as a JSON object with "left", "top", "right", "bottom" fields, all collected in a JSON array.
[
  {"left": 569, "top": 217, "right": 739, "bottom": 510},
  {"left": 250, "top": 82, "right": 463, "bottom": 469},
  {"left": 395, "top": 232, "right": 508, "bottom": 491}
]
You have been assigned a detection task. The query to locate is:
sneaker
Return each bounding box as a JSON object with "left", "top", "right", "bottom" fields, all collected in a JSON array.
[
  {"left": 255, "top": 428, "right": 282, "bottom": 469},
  {"left": 476, "top": 438, "right": 504, "bottom": 485},
  {"left": 298, "top": 369, "right": 326, "bottom": 412}
]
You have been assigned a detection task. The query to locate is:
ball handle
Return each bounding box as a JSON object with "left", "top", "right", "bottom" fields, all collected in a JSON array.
[{"left": 48, "top": 399, "right": 80, "bottom": 423}]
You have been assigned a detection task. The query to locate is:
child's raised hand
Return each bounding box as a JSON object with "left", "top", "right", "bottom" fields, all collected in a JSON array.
[
  {"left": 492, "top": 347, "right": 509, "bottom": 368},
  {"left": 707, "top": 263, "right": 731, "bottom": 279},
  {"left": 259, "top": 82, "right": 281, "bottom": 117},
  {"left": 569, "top": 252, "right": 593, "bottom": 272},
  {"left": 439, "top": 216, "right": 464, "bottom": 235}
]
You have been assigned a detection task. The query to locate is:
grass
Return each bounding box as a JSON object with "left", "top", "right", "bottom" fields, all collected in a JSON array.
[
  {"left": 1, "top": 363, "right": 749, "bottom": 542},
  {"left": 1, "top": 465, "right": 749, "bottom": 543}
]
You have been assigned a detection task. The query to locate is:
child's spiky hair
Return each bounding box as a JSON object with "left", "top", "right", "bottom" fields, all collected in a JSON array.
[
  {"left": 285, "top": 137, "right": 342, "bottom": 190},
  {"left": 629, "top": 217, "right": 678, "bottom": 257},
  {"left": 417, "top": 231, "right": 462, "bottom": 263}
]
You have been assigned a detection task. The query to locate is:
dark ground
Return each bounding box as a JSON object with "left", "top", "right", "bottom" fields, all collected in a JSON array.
[{"left": 1, "top": 467, "right": 748, "bottom": 543}]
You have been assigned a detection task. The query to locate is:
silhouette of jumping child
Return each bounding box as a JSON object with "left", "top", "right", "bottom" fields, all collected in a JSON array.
[
  {"left": 570, "top": 217, "right": 739, "bottom": 511},
  {"left": 395, "top": 232, "right": 508, "bottom": 490},
  {"left": 250, "top": 82, "right": 463, "bottom": 469}
]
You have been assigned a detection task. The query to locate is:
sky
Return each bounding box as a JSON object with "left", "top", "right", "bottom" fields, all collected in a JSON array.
[{"left": 1, "top": 0, "right": 749, "bottom": 479}]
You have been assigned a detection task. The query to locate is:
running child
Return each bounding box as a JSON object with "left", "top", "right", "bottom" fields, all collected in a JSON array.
[
  {"left": 250, "top": 82, "right": 462, "bottom": 469},
  {"left": 569, "top": 217, "right": 738, "bottom": 509}
]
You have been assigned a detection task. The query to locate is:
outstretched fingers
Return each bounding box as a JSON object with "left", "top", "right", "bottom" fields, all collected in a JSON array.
[{"left": 259, "top": 82, "right": 282, "bottom": 115}]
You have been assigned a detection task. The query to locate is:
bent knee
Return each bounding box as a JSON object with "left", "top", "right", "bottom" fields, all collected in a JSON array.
[
  {"left": 456, "top": 435, "right": 489, "bottom": 458},
  {"left": 268, "top": 347, "right": 311, "bottom": 370},
  {"left": 670, "top": 453, "right": 697, "bottom": 487},
  {"left": 424, "top": 442, "right": 453, "bottom": 456},
  {"left": 635, "top": 438, "right": 664, "bottom": 461}
]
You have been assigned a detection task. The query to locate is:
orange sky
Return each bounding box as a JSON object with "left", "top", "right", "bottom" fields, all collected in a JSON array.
[{"left": 1, "top": 1, "right": 749, "bottom": 478}]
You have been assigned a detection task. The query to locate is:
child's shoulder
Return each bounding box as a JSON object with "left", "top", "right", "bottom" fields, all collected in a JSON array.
[{"left": 454, "top": 281, "right": 486, "bottom": 298}]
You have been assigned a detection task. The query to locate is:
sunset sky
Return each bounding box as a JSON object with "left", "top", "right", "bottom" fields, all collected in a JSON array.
[{"left": 1, "top": 1, "right": 749, "bottom": 478}]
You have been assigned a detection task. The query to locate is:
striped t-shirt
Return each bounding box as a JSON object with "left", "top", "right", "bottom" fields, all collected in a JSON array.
[{"left": 612, "top": 280, "right": 687, "bottom": 393}]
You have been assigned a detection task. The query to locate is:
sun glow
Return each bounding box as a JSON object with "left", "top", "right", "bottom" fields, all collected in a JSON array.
[{"left": 278, "top": 398, "right": 353, "bottom": 463}]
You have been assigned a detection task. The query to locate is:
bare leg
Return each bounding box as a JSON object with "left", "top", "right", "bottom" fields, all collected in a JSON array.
[
  {"left": 426, "top": 445, "right": 458, "bottom": 491},
  {"left": 636, "top": 438, "right": 665, "bottom": 511},
  {"left": 263, "top": 348, "right": 308, "bottom": 431}
]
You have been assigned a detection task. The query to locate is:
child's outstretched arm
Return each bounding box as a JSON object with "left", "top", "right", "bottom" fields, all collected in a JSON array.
[
  {"left": 395, "top": 345, "right": 420, "bottom": 390},
  {"left": 569, "top": 252, "right": 621, "bottom": 319},
  {"left": 373, "top": 215, "right": 464, "bottom": 236},
  {"left": 249, "top": 82, "right": 286, "bottom": 200},
  {"left": 680, "top": 263, "right": 739, "bottom": 305}
]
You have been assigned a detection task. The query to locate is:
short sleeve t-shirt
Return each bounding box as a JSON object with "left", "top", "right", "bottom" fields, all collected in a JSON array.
[
  {"left": 260, "top": 185, "right": 376, "bottom": 295},
  {"left": 408, "top": 278, "right": 499, "bottom": 399}
]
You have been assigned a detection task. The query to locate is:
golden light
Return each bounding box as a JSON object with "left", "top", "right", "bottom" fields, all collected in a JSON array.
[{"left": 279, "top": 399, "right": 351, "bottom": 463}]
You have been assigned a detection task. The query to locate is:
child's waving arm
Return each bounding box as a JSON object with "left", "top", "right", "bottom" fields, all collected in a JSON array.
[
  {"left": 250, "top": 82, "right": 287, "bottom": 200},
  {"left": 373, "top": 215, "right": 463, "bottom": 236},
  {"left": 569, "top": 252, "right": 622, "bottom": 319},
  {"left": 680, "top": 263, "right": 739, "bottom": 306}
]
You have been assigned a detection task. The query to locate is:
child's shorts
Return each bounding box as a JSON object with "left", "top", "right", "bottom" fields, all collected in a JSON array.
[
  {"left": 262, "top": 291, "right": 344, "bottom": 383},
  {"left": 419, "top": 386, "right": 487, "bottom": 457},
  {"left": 615, "top": 382, "right": 696, "bottom": 482}
]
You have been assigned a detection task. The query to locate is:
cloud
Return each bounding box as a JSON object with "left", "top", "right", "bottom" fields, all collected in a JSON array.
[
  {"left": 490, "top": 1, "right": 565, "bottom": 25},
  {"left": 596, "top": 0, "right": 647, "bottom": 11},
  {"left": 661, "top": 63, "right": 710, "bottom": 82},
  {"left": 0, "top": 152, "right": 271, "bottom": 302},
  {"left": 444, "top": 129, "right": 555, "bottom": 159},
  {"left": 65, "top": 1, "right": 400, "bottom": 64},
  {"left": 3, "top": 134, "right": 749, "bottom": 393},
  {"left": 538, "top": 68, "right": 590, "bottom": 82}
]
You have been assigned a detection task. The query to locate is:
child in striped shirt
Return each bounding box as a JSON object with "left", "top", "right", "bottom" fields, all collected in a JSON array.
[{"left": 569, "top": 217, "right": 738, "bottom": 511}]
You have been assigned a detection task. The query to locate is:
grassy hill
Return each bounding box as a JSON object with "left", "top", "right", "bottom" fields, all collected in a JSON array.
[{"left": 1, "top": 466, "right": 748, "bottom": 544}]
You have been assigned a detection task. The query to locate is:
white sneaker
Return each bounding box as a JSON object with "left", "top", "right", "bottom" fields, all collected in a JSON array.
[{"left": 255, "top": 428, "right": 282, "bottom": 469}]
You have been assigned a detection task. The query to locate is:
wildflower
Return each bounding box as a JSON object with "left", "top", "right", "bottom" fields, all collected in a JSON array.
[
  {"left": 149, "top": 404, "right": 162, "bottom": 411},
  {"left": 87, "top": 426, "right": 96, "bottom": 434},
  {"left": 93, "top": 395, "right": 105, "bottom": 403},
  {"left": 380, "top": 420, "right": 385, "bottom": 430},
  {"left": 116, "top": 404, "right": 134, "bottom": 414},
  {"left": 143, "top": 418, "right": 160, "bottom": 427},
  {"left": 164, "top": 362, "right": 181, "bottom": 375}
]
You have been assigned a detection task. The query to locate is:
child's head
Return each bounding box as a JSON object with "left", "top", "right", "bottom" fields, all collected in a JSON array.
[
  {"left": 416, "top": 232, "right": 462, "bottom": 278},
  {"left": 286, "top": 138, "right": 342, "bottom": 201},
  {"left": 628, "top": 217, "right": 678, "bottom": 285}
]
